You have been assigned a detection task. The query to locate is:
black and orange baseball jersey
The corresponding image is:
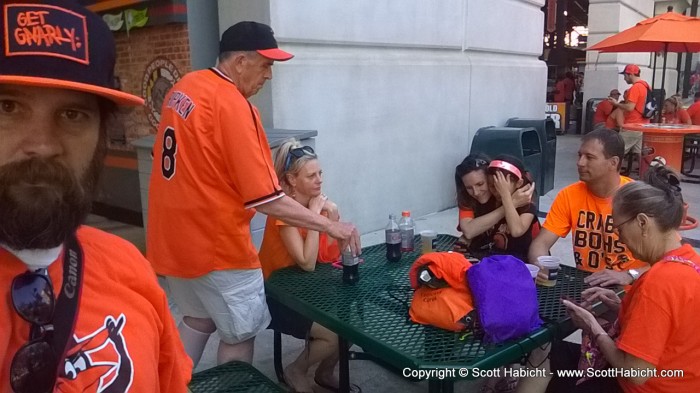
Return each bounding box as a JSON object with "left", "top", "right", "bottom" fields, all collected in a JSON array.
[
  {"left": 147, "top": 68, "right": 283, "bottom": 278},
  {"left": 1, "top": 227, "right": 192, "bottom": 393}
]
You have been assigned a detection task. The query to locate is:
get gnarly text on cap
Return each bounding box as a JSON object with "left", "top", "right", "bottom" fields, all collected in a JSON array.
[{"left": 5, "top": 4, "right": 88, "bottom": 64}]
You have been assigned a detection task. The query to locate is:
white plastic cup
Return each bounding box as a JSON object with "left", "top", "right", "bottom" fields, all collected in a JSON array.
[
  {"left": 526, "top": 264, "right": 540, "bottom": 281},
  {"left": 536, "top": 256, "right": 561, "bottom": 287},
  {"left": 420, "top": 230, "right": 438, "bottom": 254}
]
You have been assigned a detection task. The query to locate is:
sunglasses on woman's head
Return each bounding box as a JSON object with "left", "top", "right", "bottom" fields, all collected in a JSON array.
[
  {"left": 10, "top": 270, "right": 59, "bottom": 393},
  {"left": 284, "top": 146, "right": 317, "bottom": 171}
]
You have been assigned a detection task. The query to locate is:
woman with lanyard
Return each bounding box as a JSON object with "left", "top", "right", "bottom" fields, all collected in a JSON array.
[{"left": 560, "top": 165, "right": 700, "bottom": 392}]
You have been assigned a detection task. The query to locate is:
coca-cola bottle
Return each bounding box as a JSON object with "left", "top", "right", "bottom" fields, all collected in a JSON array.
[
  {"left": 341, "top": 247, "right": 359, "bottom": 285},
  {"left": 385, "top": 214, "right": 402, "bottom": 262}
]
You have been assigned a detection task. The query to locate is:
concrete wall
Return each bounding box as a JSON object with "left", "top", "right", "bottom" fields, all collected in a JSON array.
[
  {"left": 217, "top": 0, "right": 547, "bottom": 233},
  {"left": 584, "top": 0, "right": 672, "bottom": 110}
]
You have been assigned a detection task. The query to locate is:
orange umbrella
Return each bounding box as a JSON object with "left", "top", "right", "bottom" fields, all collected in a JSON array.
[
  {"left": 587, "top": 11, "right": 700, "bottom": 97},
  {"left": 588, "top": 12, "right": 700, "bottom": 53}
]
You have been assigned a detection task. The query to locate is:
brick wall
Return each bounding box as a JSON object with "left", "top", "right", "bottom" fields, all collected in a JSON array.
[{"left": 109, "top": 23, "right": 192, "bottom": 151}]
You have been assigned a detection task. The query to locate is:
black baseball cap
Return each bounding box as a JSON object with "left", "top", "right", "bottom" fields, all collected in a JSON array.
[
  {"left": 219, "top": 21, "right": 293, "bottom": 61},
  {"left": 0, "top": 0, "right": 143, "bottom": 106}
]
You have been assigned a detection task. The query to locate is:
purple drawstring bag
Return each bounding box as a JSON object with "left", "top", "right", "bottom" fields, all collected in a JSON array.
[{"left": 466, "top": 255, "right": 542, "bottom": 344}]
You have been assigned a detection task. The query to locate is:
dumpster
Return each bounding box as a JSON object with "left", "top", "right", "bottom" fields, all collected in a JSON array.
[
  {"left": 470, "top": 127, "right": 542, "bottom": 207},
  {"left": 505, "top": 118, "right": 556, "bottom": 196}
]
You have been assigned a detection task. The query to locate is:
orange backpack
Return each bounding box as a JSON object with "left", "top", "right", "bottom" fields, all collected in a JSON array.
[{"left": 408, "top": 252, "right": 477, "bottom": 332}]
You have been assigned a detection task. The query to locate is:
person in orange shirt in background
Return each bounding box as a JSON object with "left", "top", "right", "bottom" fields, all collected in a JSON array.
[
  {"left": 147, "top": 22, "right": 361, "bottom": 369},
  {"left": 661, "top": 96, "right": 691, "bottom": 124},
  {"left": 612, "top": 64, "right": 650, "bottom": 156},
  {"left": 593, "top": 89, "right": 621, "bottom": 127},
  {"left": 259, "top": 139, "right": 354, "bottom": 393},
  {"left": 0, "top": 1, "right": 191, "bottom": 392},
  {"left": 687, "top": 92, "right": 700, "bottom": 125},
  {"left": 602, "top": 90, "right": 629, "bottom": 131},
  {"left": 562, "top": 166, "right": 700, "bottom": 392}
]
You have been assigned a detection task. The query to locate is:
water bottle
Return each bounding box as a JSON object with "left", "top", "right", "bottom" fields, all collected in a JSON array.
[
  {"left": 341, "top": 247, "right": 359, "bottom": 285},
  {"left": 385, "top": 214, "right": 402, "bottom": 262},
  {"left": 399, "top": 211, "right": 415, "bottom": 252}
]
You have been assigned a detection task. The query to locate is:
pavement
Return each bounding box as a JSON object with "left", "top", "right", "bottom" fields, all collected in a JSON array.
[{"left": 88, "top": 133, "right": 700, "bottom": 392}]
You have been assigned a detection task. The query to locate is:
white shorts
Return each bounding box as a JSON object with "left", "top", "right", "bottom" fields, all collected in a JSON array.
[{"left": 166, "top": 269, "right": 271, "bottom": 344}]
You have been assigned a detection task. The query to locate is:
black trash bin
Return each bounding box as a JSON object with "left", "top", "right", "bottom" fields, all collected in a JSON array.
[
  {"left": 470, "top": 127, "right": 542, "bottom": 208},
  {"left": 505, "top": 118, "right": 556, "bottom": 196}
]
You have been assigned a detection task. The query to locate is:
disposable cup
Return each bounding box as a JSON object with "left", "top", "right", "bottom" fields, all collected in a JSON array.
[
  {"left": 420, "top": 230, "right": 438, "bottom": 254},
  {"left": 526, "top": 264, "right": 540, "bottom": 280},
  {"left": 536, "top": 256, "right": 561, "bottom": 287}
]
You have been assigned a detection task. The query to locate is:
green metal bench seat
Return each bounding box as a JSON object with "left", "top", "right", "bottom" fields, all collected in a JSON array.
[{"left": 189, "top": 361, "right": 284, "bottom": 393}]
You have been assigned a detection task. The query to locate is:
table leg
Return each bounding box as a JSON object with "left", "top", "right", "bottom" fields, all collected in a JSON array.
[
  {"left": 428, "top": 380, "right": 442, "bottom": 393},
  {"left": 428, "top": 380, "right": 454, "bottom": 393},
  {"left": 339, "top": 337, "right": 350, "bottom": 393}
]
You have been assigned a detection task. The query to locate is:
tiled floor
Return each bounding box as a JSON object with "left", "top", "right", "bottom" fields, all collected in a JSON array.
[{"left": 90, "top": 133, "right": 700, "bottom": 392}]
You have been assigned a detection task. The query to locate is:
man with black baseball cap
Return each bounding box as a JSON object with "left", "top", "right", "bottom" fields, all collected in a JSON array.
[
  {"left": 147, "top": 21, "right": 361, "bottom": 368},
  {"left": 0, "top": 1, "right": 192, "bottom": 392}
]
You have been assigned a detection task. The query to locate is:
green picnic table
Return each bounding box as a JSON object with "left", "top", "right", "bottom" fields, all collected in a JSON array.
[{"left": 266, "top": 234, "right": 596, "bottom": 393}]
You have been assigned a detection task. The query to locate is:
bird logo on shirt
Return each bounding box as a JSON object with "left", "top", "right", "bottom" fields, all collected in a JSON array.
[{"left": 56, "top": 314, "right": 134, "bottom": 392}]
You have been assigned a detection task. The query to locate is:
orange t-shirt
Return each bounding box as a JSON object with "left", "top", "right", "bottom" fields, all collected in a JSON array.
[
  {"left": 661, "top": 109, "right": 691, "bottom": 124},
  {"left": 543, "top": 178, "right": 647, "bottom": 272},
  {"left": 258, "top": 216, "right": 340, "bottom": 279},
  {"left": 553, "top": 80, "right": 567, "bottom": 102},
  {"left": 0, "top": 226, "right": 192, "bottom": 393},
  {"left": 624, "top": 81, "right": 650, "bottom": 124},
  {"left": 616, "top": 244, "right": 700, "bottom": 392},
  {"left": 147, "top": 68, "right": 283, "bottom": 278},
  {"left": 594, "top": 100, "right": 614, "bottom": 125},
  {"left": 687, "top": 101, "right": 700, "bottom": 125}
]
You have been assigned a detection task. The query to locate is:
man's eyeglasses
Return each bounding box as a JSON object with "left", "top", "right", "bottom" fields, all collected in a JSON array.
[
  {"left": 284, "top": 146, "right": 317, "bottom": 171},
  {"left": 10, "top": 269, "right": 58, "bottom": 393}
]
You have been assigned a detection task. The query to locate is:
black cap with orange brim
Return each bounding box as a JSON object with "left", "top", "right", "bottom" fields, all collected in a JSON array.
[
  {"left": 0, "top": 0, "right": 143, "bottom": 106},
  {"left": 219, "top": 21, "right": 294, "bottom": 61}
]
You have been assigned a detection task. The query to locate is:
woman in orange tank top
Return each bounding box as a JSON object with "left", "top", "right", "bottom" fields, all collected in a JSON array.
[{"left": 258, "top": 139, "right": 348, "bottom": 393}]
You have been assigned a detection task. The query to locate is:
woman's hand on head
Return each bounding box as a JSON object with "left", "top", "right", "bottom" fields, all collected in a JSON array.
[
  {"left": 309, "top": 194, "right": 328, "bottom": 215},
  {"left": 511, "top": 183, "right": 534, "bottom": 208}
]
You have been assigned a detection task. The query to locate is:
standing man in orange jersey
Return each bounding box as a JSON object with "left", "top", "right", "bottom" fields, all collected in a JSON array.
[{"left": 147, "top": 21, "right": 361, "bottom": 367}]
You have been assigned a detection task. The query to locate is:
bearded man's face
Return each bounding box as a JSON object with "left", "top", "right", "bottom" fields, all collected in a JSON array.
[{"left": 0, "top": 86, "right": 103, "bottom": 250}]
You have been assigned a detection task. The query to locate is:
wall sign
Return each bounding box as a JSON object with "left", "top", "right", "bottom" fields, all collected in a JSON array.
[
  {"left": 545, "top": 102, "right": 568, "bottom": 133},
  {"left": 142, "top": 57, "right": 181, "bottom": 128}
]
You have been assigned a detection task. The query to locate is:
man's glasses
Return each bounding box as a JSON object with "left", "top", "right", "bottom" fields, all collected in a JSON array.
[
  {"left": 10, "top": 270, "right": 58, "bottom": 393},
  {"left": 284, "top": 146, "right": 317, "bottom": 171}
]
